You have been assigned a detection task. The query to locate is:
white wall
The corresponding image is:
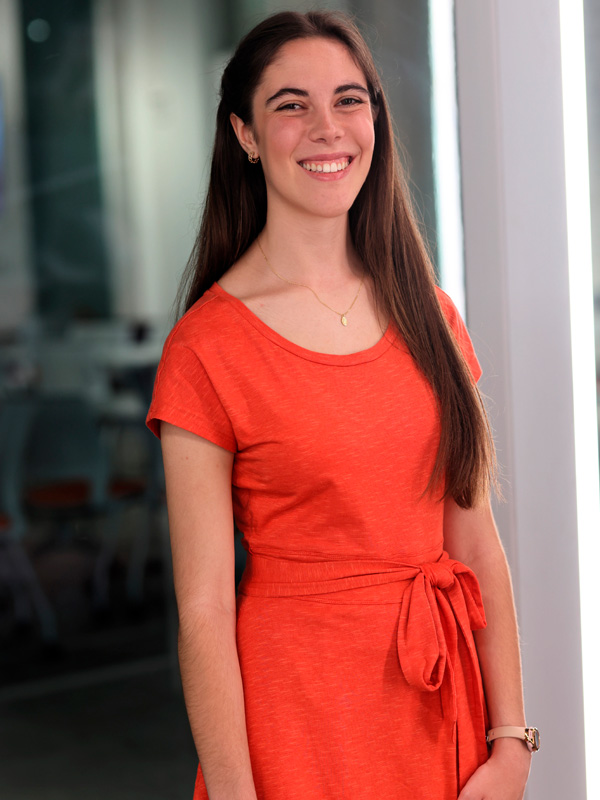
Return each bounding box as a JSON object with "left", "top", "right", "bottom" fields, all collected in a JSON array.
[{"left": 456, "top": 1, "right": 587, "bottom": 797}]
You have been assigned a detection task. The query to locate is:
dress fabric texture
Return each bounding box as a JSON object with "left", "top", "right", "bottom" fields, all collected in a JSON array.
[{"left": 146, "top": 282, "right": 490, "bottom": 800}]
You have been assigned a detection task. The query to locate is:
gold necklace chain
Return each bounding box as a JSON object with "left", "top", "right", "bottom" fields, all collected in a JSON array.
[{"left": 256, "top": 237, "right": 364, "bottom": 326}]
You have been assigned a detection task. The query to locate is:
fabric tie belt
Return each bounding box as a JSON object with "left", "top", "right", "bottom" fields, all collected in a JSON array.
[{"left": 238, "top": 549, "right": 488, "bottom": 761}]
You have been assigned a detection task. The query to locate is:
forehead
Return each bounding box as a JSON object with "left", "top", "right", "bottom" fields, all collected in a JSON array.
[{"left": 257, "top": 37, "right": 367, "bottom": 95}]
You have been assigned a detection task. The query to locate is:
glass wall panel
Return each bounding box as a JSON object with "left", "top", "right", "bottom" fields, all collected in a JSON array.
[{"left": 0, "top": 1, "right": 461, "bottom": 796}]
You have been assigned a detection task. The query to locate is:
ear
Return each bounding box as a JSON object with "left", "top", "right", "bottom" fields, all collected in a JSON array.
[{"left": 230, "top": 113, "right": 259, "bottom": 158}]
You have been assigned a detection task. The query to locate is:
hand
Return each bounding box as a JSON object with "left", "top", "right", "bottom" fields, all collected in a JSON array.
[{"left": 457, "top": 739, "right": 532, "bottom": 800}]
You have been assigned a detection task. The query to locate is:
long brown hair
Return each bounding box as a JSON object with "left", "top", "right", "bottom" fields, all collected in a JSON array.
[{"left": 178, "top": 10, "right": 495, "bottom": 508}]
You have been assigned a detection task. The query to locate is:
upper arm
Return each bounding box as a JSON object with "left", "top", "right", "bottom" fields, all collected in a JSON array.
[
  {"left": 443, "top": 494, "right": 505, "bottom": 567},
  {"left": 161, "top": 421, "right": 236, "bottom": 617}
]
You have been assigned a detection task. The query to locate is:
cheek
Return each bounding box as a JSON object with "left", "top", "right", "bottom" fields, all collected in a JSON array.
[
  {"left": 262, "top": 119, "right": 304, "bottom": 158},
  {"left": 357, "top": 118, "right": 375, "bottom": 155}
]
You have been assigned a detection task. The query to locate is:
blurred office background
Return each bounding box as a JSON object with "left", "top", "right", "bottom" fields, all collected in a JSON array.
[{"left": 0, "top": 0, "right": 598, "bottom": 798}]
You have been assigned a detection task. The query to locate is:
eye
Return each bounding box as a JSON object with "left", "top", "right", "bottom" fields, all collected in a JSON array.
[
  {"left": 276, "top": 102, "right": 304, "bottom": 111},
  {"left": 337, "top": 97, "right": 365, "bottom": 107}
]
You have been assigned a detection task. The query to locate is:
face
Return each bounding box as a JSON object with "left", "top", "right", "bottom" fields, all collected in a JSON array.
[{"left": 231, "top": 37, "right": 376, "bottom": 222}]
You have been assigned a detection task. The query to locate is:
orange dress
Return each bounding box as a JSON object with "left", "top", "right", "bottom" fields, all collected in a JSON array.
[{"left": 147, "top": 282, "right": 490, "bottom": 800}]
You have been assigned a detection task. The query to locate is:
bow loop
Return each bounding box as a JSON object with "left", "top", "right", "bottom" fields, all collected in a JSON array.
[{"left": 397, "top": 572, "right": 447, "bottom": 692}]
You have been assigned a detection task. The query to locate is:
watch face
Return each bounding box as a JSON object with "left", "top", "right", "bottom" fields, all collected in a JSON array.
[{"left": 526, "top": 727, "right": 541, "bottom": 752}]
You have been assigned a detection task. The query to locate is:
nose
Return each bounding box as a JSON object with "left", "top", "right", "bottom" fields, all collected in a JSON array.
[{"left": 308, "top": 105, "right": 343, "bottom": 144}]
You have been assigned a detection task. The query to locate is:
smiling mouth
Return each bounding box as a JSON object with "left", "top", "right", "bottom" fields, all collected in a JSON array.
[{"left": 299, "top": 157, "right": 353, "bottom": 173}]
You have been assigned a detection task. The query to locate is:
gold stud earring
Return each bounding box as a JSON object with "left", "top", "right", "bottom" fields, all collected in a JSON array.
[{"left": 248, "top": 152, "right": 260, "bottom": 164}]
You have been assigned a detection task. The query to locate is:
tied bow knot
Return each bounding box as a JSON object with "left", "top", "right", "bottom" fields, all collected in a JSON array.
[
  {"left": 420, "top": 561, "right": 456, "bottom": 590},
  {"left": 396, "top": 557, "right": 486, "bottom": 739}
]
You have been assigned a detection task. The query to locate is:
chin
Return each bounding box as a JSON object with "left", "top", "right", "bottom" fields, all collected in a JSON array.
[{"left": 302, "top": 194, "right": 362, "bottom": 219}]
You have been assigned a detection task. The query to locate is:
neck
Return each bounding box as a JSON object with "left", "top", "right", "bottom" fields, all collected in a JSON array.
[{"left": 259, "top": 210, "right": 361, "bottom": 290}]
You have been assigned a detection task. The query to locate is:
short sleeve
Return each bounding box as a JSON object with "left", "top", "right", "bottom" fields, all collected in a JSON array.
[
  {"left": 146, "top": 338, "right": 237, "bottom": 452},
  {"left": 436, "top": 287, "right": 482, "bottom": 383}
]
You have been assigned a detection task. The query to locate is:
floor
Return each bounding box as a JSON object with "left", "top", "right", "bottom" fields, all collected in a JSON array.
[
  {"left": 0, "top": 466, "right": 249, "bottom": 800},
  {"left": 0, "top": 504, "right": 199, "bottom": 799},
  {"left": 0, "top": 663, "right": 198, "bottom": 800}
]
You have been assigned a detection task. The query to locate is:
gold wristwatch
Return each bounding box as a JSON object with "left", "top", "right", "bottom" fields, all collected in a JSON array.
[{"left": 486, "top": 726, "right": 540, "bottom": 753}]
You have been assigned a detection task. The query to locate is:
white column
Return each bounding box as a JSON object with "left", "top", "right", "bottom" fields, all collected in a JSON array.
[
  {"left": 0, "top": 0, "right": 34, "bottom": 331},
  {"left": 456, "top": 1, "right": 587, "bottom": 797},
  {"left": 92, "top": 0, "right": 208, "bottom": 322}
]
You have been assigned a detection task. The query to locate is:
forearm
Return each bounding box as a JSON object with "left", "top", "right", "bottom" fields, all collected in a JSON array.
[
  {"left": 470, "top": 540, "right": 533, "bottom": 772},
  {"left": 444, "top": 497, "right": 527, "bottom": 730},
  {"left": 178, "top": 605, "right": 258, "bottom": 800},
  {"left": 445, "top": 498, "right": 532, "bottom": 795},
  {"left": 470, "top": 543, "right": 526, "bottom": 729}
]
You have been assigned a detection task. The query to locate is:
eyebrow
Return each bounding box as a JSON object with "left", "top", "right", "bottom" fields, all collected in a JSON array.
[{"left": 265, "top": 83, "right": 370, "bottom": 106}]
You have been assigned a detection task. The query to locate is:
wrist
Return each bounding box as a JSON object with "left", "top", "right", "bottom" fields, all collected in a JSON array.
[
  {"left": 489, "top": 735, "right": 532, "bottom": 757},
  {"left": 487, "top": 724, "right": 540, "bottom": 753}
]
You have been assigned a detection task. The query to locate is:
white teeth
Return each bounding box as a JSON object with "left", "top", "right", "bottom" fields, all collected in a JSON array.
[{"left": 300, "top": 159, "right": 351, "bottom": 173}]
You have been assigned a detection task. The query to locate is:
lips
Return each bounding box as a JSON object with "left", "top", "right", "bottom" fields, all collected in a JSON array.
[
  {"left": 300, "top": 158, "right": 351, "bottom": 173},
  {"left": 298, "top": 155, "right": 355, "bottom": 175}
]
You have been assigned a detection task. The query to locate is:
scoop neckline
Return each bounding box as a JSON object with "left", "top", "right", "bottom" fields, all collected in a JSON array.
[{"left": 209, "top": 282, "right": 396, "bottom": 366}]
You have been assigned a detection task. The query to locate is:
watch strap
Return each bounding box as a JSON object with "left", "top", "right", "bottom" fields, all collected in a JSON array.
[{"left": 486, "top": 726, "right": 540, "bottom": 752}]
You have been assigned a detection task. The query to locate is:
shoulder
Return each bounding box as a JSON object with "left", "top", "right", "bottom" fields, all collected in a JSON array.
[
  {"left": 166, "top": 286, "right": 233, "bottom": 349},
  {"left": 161, "top": 284, "right": 248, "bottom": 368},
  {"left": 434, "top": 285, "right": 470, "bottom": 341},
  {"left": 147, "top": 286, "right": 240, "bottom": 448},
  {"left": 434, "top": 285, "right": 460, "bottom": 326},
  {"left": 153, "top": 284, "right": 248, "bottom": 394},
  {"left": 433, "top": 285, "right": 482, "bottom": 382}
]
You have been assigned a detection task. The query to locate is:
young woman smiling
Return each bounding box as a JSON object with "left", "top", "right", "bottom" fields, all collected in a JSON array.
[{"left": 147, "top": 10, "right": 535, "bottom": 800}]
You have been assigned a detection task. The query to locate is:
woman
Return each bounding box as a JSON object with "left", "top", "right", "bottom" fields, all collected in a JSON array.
[{"left": 147, "top": 10, "right": 535, "bottom": 800}]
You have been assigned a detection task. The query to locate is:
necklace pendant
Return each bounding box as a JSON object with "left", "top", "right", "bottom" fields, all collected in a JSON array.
[{"left": 341, "top": 315, "right": 348, "bottom": 326}]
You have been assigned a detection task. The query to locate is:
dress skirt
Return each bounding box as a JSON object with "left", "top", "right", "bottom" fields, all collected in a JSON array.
[{"left": 192, "top": 550, "right": 490, "bottom": 800}]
